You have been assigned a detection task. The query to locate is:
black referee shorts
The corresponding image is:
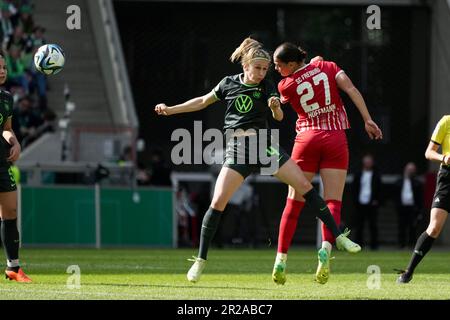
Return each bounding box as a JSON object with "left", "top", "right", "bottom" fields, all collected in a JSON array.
[{"left": 431, "top": 165, "right": 450, "bottom": 213}]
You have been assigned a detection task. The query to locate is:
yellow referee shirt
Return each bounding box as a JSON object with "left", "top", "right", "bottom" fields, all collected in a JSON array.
[{"left": 431, "top": 115, "right": 450, "bottom": 157}]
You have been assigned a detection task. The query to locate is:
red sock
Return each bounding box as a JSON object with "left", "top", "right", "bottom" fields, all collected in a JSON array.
[
  {"left": 277, "top": 198, "right": 305, "bottom": 253},
  {"left": 321, "top": 200, "right": 342, "bottom": 244}
]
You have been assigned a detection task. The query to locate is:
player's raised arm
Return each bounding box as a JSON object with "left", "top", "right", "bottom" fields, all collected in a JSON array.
[
  {"left": 155, "top": 91, "right": 218, "bottom": 116},
  {"left": 336, "top": 72, "right": 383, "bottom": 140}
]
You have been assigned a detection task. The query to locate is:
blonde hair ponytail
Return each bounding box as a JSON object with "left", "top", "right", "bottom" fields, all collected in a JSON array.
[{"left": 230, "top": 37, "right": 270, "bottom": 65}]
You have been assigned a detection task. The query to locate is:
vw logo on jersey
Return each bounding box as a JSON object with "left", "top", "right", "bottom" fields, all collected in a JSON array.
[{"left": 235, "top": 95, "right": 253, "bottom": 113}]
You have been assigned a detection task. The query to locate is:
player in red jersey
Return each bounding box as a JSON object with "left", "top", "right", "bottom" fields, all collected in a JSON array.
[{"left": 271, "top": 43, "right": 383, "bottom": 285}]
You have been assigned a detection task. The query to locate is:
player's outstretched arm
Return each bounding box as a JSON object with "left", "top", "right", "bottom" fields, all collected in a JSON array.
[
  {"left": 336, "top": 72, "right": 383, "bottom": 140},
  {"left": 155, "top": 92, "right": 218, "bottom": 116}
]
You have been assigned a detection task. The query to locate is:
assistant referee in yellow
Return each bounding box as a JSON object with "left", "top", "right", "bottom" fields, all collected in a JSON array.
[{"left": 397, "top": 115, "right": 450, "bottom": 283}]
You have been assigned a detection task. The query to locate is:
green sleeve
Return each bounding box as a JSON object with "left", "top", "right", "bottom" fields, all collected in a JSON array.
[{"left": 212, "top": 77, "right": 228, "bottom": 100}]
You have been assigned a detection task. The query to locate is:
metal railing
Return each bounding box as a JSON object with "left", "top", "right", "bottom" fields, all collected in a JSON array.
[{"left": 18, "top": 161, "right": 136, "bottom": 187}]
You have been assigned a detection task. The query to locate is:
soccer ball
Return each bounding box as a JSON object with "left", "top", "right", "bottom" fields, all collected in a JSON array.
[{"left": 34, "top": 44, "right": 65, "bottom": 75}]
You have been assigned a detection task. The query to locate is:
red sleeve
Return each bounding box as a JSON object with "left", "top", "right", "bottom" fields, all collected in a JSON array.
[
  {"left": 278, "top": 80, "right": 290, "bottom": 104},
  {"left": 310, "top": 59, "right": 322, "bottom": 68},
  {"left": 323, "top": 61, "right": 344, "bottom": 79}
]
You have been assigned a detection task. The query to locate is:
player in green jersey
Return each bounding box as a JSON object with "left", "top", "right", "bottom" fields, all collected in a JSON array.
[{"left": 0, "top": 54, "right": 31, "bottom": 282}]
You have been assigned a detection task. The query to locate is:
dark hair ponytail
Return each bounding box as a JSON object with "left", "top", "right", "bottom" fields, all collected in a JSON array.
[{"left": 274, "top": 42, "right": 307, "bottom": 63}]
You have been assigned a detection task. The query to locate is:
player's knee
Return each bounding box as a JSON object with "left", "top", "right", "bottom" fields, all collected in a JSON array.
[
  {"left": 288, "top": 187, "right": 304, "bottom": 201},
  {"left": 295, "top": 180, "right": 312, "bottom": 194},
  {"left": 210, "top": 199, "right": 226, "bottom": 211},
  {"left": 426, "top": 224, "right": 442, "bottom": 238}
]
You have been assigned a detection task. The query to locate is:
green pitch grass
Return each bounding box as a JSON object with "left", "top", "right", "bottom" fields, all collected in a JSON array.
[{"left": 0, "top": 248, "right": 449, "bottom": 300}]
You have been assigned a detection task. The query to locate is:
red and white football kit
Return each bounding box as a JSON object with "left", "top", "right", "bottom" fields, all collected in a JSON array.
[
  {"left": 278, "top": 60, "right": 350, "bottom": 172},
  {"left": 277, "top": 60, "right": 351, "bottom": 247}
]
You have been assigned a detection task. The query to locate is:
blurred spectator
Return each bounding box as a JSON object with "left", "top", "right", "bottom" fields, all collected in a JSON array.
[
  {"left": 118, "top": 145, "right": 133, "bottom": 165},
  {"left": 12, "top": 94, "right": 41, "bottom": 144},
  {"left": 215, "top": 178, "right": 254, "bottom": 247},
  {"left": 394, "top": 162, "right": 424, "bottom": 248},
  {"left": 352, "top": 154, "right": 382, "bottom": 250},
  {"left": 176, "top": 183, "right": 197, "bottom": 247},
  {"left": 22, "top": 107, "right": 56, "bottom": 147},
  {"left": 26, "top": 25, "right": 47, "bottom": 109},
  {"left": 0, "top": 1, "right": 51, "bottom": 150},
  {"left": 30, "top": 25, "right": 46, "bottom": 48},
  {"left": 6, "top": 25, "right": 32, "bottom": 53},
  {"left": 119, "top": 146, "right": 154, "bottom": 186},
  {"left": 1, "top": 2, "right": 15, "bottom": 48},
  {"left": 5, "top": 46, "right": 29, "bottom": 91},
  {"left": 6, "top": 83, "right": 25, "bottom": 102},
  {"left": 148, "top": 149, "right": 172, "bottom": 186},
  {"left": 135, "top": 161, "right": 151, "bottom": 186},
  {"left": 17, "top": 4, "right": 34, "bottom": 34}
]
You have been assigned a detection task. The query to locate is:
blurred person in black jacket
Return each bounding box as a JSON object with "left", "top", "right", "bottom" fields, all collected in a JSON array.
[
  {"left": 352, "top": 153, "right": 382, "bottom": 250},
  {"left": 394, "top": 162, "right": 423, "bottom": 249},
  {"left": 149, "top": 149, "right": 172, "bottom": 187}
]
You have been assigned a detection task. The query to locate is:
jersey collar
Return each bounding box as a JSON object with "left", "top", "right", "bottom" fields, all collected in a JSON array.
[
  {"left": 293, "top": 63, "right": 310, "bottom": 75},
  {"left": 239, "top": 74, "right": 259, "bottom": 87}
]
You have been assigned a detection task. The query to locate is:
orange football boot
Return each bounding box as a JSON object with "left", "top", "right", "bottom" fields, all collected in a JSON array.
[{"left": 5, "top": 268, "right": 32, "bottom": 283}]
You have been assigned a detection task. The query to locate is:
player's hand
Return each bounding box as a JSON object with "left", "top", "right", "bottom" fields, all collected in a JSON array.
[
  {"left": 7, "top": 143, "right": 21, "bottom": 162},
  {"left": 268, "top": 97, "right": 280, "bottom": 110},
  {"left": 310, "top": 56, "right": 324, "bottom": 63},
  {"left": 365, "top": 120, "right": 383, "bottom": 140},
  {"left": 155, "top": 103, "right": 170, "bottom": 116},
  {"left": 443, "top": 154, "right": 450, "bottom": 165}
]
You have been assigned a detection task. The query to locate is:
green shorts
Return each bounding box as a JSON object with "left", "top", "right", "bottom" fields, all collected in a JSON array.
[
  {"left": 0, "top": 166, "right": 17, "bottom": 192},
  {"left": 222, "top": 133, "right": 290, "bottom": 178}
]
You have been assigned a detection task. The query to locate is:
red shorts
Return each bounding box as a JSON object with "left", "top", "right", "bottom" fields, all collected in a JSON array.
[{"left": 291, "top": 130, "right": 349, "bottom": 172}]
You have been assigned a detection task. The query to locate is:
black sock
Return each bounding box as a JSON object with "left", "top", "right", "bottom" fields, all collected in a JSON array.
[
  {"left": 1, "top": 219, "right": 20, "bottom": 271},
  {"left": 198, "top": 207, "right": 222, "bottom": 260},
  {"left": 303, "top": 188, "right": 341, "bottom": 238},
  {"left": 406, "top": 231, "right": 435, "bottom": 275}
]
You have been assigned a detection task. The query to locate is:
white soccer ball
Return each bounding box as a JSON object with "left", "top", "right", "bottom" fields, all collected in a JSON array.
[{"left": 34, "top": 44, "right": 65, "bottom": 75}]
